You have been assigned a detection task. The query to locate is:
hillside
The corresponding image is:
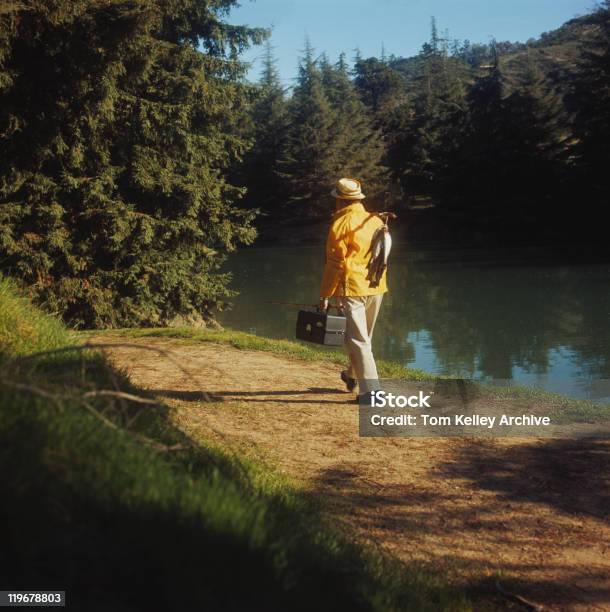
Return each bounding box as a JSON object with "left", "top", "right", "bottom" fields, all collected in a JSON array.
[
  {"left": 505, "top": 14, "right": 601, "bottom": 91},
  {"left": 389, "top": 13, "right": 601, "bottom": 95}
]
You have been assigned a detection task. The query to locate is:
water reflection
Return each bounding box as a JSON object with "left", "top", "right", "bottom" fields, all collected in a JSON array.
[{"left": 220, "top": 245, "right": 610, "bottom": 401}]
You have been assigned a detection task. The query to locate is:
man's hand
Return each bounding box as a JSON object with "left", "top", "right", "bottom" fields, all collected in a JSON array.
[{"left": 318, "top": 297, "right": 330, "bottom": 313}]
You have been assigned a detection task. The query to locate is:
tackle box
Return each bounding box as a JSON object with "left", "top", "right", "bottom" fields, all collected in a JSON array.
[{"left": 296, "top": 309, "right": 346, "bottom": 346}]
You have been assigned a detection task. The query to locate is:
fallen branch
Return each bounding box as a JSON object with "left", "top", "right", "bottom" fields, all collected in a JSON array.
[
  {"left": 80, "top": 397, "right": 185, "bottom": 453},
  {"left": 496, "top": 580, "right": 545, "bottom": 611},
  {"left": 15, "top": 341, "right": 218, "bottom": 402},
  {"left": 82, "top": 390, "right": 159, "bottom": 404},
  {"left": 9, "top": 339, "right": 247, "bottom": 467},
  {"left": 0, "top": 380, "right": 65, "bottom": 411},
  {"left": 1, "top": 379, "right": 185, "bottom": 454}
]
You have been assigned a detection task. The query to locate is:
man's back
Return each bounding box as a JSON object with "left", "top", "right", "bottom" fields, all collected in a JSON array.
[{"left": 320, "top": 201, "right": 388, "bottom": 298}]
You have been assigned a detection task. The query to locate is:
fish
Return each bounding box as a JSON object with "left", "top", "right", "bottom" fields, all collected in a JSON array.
[{"left": 367, "top": 225, "right": 392, "bottom": 287}]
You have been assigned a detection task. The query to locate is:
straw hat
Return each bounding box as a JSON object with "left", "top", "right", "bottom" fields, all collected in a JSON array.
[{"left": 331, "top": 177, "right": 366, "bottom": 200}]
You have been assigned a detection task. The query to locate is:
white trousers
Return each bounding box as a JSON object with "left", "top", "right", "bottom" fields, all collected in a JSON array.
[{"left": 344, "top": 294, "right": 384, "bottom": 394}]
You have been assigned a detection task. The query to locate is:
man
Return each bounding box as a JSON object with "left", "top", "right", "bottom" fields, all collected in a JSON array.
[{"left": 320, "top": 177, "right": 388, "bottom": 402}]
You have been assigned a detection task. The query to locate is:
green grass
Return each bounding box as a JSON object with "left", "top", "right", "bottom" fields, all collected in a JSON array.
[
  {"left": 0, "top": 275, "right": 74, "bottom": 357},
  {"left": 0, "top": 278, "right": 475, "bottom": 612},
  {"left": 93, "top": 326, "right": 610, "bottom": 424}
]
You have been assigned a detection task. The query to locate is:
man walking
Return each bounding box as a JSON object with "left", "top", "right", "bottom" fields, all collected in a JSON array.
[{"left": 319, "top": 178, "right": 388, "bottom": 401}]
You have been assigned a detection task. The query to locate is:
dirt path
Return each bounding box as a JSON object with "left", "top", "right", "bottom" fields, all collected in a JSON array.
[{"left": 89, "top": 335, "right": 609, "bottom": 611}]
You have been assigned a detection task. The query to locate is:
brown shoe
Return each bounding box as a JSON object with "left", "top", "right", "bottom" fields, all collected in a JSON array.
[{"left": 340, "top": 370, "right": 357, "bottom": 392}]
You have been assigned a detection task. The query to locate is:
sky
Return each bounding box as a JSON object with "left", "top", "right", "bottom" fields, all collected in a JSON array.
[{"left": 228, "top": 0, "right": 598, "bottom": 84}]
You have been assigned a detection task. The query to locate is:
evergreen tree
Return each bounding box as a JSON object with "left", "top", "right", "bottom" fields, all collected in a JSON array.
[
  {"left": 320, "top": 54, "right": 388, "bottom": 200},
  {"left": 517, "top": 51, "right": 567, "bottom": 149},
  {"left": 503, "top": 52, "right": 568, "bottom": 207},
  {"left": 386, "top": 19, "right": 468, "bottom": 199},
  {"left": 430, "top": 16, "right": 440, "bottom": 54},
  {"left": 0, "top": 0, "right": 265, "bottom": 327},
  {"left": 455, "top": 46, "right": 567, "bottom": 230},
  {"left": 276, "top": 40, "right": 337, "bottom": 219},
  {"left": 238, "top": 42, "right": 288, "bottom": 216},
  {"left": 457, "top": 44, "right": 509, "bottom": 208},
  {"left": 353, "top": 55, "right": 405, "bottom": 117},
  {"left": 570, "top": 0, "right": 610, "bottom": 201},
  {"left": 278, "top": 44, "right": 387, "bottom": 219}
]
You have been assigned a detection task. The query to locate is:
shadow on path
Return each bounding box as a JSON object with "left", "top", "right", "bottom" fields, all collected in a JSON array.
[
  {"left": 154, "top": 387, "right": 349, "bottom": 404},
  {"left": 437, "top": 438, "right": 610, "bottom": 519}
]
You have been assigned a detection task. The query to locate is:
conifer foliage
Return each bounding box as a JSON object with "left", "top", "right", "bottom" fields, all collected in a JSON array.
[
  {"left": 238, "top": 42, "right": 288, "bottom": 217},
  {"left": 0, "top": 0, "right": 264, "bottom": 327},
  {"left": 383, "top": 20, "right": 469, "bottom": 199},
  {"left": 571, "top": 0, "right": 610, "bottom": 199},
  {"left": 277, "top": 42, "right": 387, "bottom": 220}
]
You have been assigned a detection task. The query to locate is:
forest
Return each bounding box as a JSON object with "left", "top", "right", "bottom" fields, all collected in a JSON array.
[
  {"left": 1, "top": 0, "right": 609, "bottom": 327},
  {"left": 243, "top": 10, "right": 610, "bottom": 247}
]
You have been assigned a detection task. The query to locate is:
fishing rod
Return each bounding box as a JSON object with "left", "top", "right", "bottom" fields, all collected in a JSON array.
[{"left": 266, "top": 300, "right": 344, "bottom": 311}]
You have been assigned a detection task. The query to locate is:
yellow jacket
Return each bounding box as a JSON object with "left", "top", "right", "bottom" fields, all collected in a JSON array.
[{"left": 320, "top": 201, "right": 388, "bottom": 297}]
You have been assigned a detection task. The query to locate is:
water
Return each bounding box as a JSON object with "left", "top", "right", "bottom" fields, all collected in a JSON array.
[{"left": 219, "top": 245, "right": 610, "bottom": 402}]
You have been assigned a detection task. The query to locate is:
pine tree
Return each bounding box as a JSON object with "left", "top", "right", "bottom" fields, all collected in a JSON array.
[
  {"left": 239, "top": 42, "right": 288, "bottom": 216},
  {"left": 352, "top": 55, "right": 405, "bottom": 117},
  {"left": 457, "top": 44, "right": 508, "bottom": 207},
  {"left": 278, "top": 43, "right": 387, "bottom": 219},
  {"left": 504, "top": 52, "right": 568, "bottom": 192},
  {"left": 0, "top": 0, "right": 265, "bottom": 327},
  {"left": 456, "top": 46, "right": 567, "bottom": 225},
  {"left": 517, "top": 51, "right": 567, "bottom": 148},
  {"left": 276, "top": 40, "right": 337, "bottom": 219},
  {"left": 430, "top": 16, "right": 440, "bottom": 54},
  {"left": 570, "top": 0, "right": 610, "bottom": 200},
  {"left": 320, "top": 54, "right": 388, "bottom": 202},
  {"left": 386, "top": 18, "right": 468, "bottom": 199}
]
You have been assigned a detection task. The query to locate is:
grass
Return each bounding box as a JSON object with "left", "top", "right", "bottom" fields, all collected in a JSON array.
[
  {"left": 0, "top": 275, "right": 74, "bottom": 357},
  {"left": 0, "top": 276, "right": 474, "bottom": 612},
  {"left": 93, "top": 326, "right": 610, "bottom": 425}
]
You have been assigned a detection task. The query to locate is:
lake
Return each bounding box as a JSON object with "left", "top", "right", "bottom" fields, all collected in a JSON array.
[{"left": 219, "top": 245, "right": 610, "bottom": 402}]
